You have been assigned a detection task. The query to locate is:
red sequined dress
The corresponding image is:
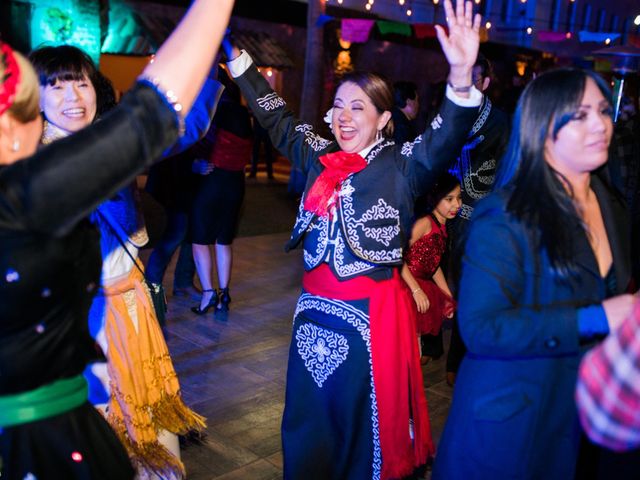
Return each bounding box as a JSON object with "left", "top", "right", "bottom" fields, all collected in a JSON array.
[{"left": 404, "top": 214, "right": 456, "bottom": 335}]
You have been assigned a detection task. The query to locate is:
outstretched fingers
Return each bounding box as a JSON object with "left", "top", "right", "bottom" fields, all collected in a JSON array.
[
  {"left": 465, "top": 0, "right": 473, "bottom": 27},
  {"left": 456, "top": 0, "right": 465, "bottom": 24},
  {"left": 444, "top": 0, "right": 474, "bottom": 27},
  {"left": 443, "top": 0, "right": 456, "bottom": 27},
  {"left": 473, "top": 12, "right": 482, "bottom": 31}
]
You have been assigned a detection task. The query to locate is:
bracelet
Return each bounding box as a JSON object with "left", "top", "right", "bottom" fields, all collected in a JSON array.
[
  {"left": 138, "top": 75, "right": 186, "bottom": 136},
  {"left": 447, "top": 80, "right": 473, "bottom": 93},
  {"left": 411, "top": 287, "right": 422, "bottom": 295}
]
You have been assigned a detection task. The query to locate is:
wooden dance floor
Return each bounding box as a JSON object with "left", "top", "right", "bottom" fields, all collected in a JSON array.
[{"left": 151, "top": 178, "right": 455, "bottom": 479}]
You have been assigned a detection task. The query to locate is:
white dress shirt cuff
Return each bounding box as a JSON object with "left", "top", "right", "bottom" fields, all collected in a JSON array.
[
  {"left": 445, "top": 84, "right": 483, "bottom": 107},
  {"left": 226, "top": 50, "right": 253, "bottom": 78}
]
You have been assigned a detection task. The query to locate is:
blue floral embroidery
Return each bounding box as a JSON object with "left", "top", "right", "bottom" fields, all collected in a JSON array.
[{"left": 296, "top": 323, "right": 349, "bottom": 388}]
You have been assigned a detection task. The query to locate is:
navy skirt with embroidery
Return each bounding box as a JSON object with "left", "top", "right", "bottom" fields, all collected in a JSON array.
[{"left": 282, "top": 292, "right": 382, "bottom": 480}]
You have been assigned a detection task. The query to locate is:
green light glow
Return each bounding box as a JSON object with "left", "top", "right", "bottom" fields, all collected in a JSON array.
[{"left": 30, "top": 0, "right": 101, "bottom": 63}]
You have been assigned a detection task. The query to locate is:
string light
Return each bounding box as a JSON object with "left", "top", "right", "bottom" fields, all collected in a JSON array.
[
  {"left": 474, "top": 0, "right": 481, "bottom": 4},
  {"left": 71, "top": 452, "right": 83, "bottom": 463},
  {"left": 526, "top": 26, "right": 533, "bottom": 34},
  {"left": 485, "top": 21, "right": 492, "bottom": 29},
  {"left": 399, "top": 0, "right": 405, "bottom": 4},
  {"left": 434, "top": 0, "right": 440, "bottom": 5},
  {"left": 266, "top": 69, "right": 273, "bottom": 77},
  {"left": 520, "top": 0, "right": 526, "bottom": 3},
  {"left": 566, "top": 32, "right": 572, "bottom": 39},
  {"left": 605, "top": 37, "right": 611, "bottom": 44},
  {"left": 634, "top": 15, "right": 640, "bottom": 26},
  {"left": 407, "top": 8, "right": 412, "bottom": 15}
]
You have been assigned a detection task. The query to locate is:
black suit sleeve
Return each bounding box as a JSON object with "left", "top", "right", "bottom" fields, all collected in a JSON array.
[{"left": 0, "top": 83, "right": 179, "bottom": 237}]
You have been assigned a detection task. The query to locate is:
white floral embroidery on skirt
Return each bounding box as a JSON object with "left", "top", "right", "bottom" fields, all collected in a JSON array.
[{"left": 295, "top": 323, "right": 349, "bottom": 388}]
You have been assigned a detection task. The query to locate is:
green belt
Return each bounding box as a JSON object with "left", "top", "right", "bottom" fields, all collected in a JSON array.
[{"left": 0, "top": 375, "right": 88, "bottom": 427}]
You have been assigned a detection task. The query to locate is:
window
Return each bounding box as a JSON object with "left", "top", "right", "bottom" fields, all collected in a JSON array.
[
  {"left": 597, "top": 8, "right": 607, "bottom": 31},
  {"left": 581, "top": 4, "right": 592, "bottom": 30},
  {"left": 565, "top": 1, "right": 576, "bottom": 31}
]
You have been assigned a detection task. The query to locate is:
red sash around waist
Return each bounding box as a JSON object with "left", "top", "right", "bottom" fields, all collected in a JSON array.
[{"left": 303, "top": 263, "right": 434, "bottom": 479}]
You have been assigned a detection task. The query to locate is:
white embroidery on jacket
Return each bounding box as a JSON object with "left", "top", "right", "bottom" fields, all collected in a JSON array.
[
  {"left": 339, "top": 178, "right": 402, "bottom": 263},
  {"left": 365, "top": 140, "right": 394, "bottom": 164},
  {"left": 303, "top": 216, "right": 329, "bottom": 267},
  {"left": 257, "top": 92, "right": 285, "bottom": 111},
  {"left": 401, "top": 135, "right": 422, "bottom": 157},
  {"left": 295, "top": 124, "right": 332, "bottom": 152},
  {"left": 353, "top": 199, "right": 400, "bottom": 247},
  {"left": 431, "top": 114, "right": 443, "bottom": 130},
  {"left": 334, "top": 233, "right": 376, "bottom": 277}
]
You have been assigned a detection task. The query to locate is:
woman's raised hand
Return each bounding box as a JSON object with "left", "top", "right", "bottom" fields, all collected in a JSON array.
[
  {"left": 435, "top": 0, "right": 481, "bottom": 91},
  {"left": 141, "top": 0, "right": 235, "bottom": 116}
]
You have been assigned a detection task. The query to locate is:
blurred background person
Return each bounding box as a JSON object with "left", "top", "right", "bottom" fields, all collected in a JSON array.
[
  {"left": 145, "top": 68, "right": 224, "bottom": 301},
  {"left": 190, "top": 69, "right": 253, "bottom": 315},
  {"left": 392, "top": 80, "right": 420, "bottom": 144},
  {"left": 248, "top": 112, "right": 275, "bottom": 179},
  {"left": 445, "top": 52, "right": 510, "bottom": 385}
]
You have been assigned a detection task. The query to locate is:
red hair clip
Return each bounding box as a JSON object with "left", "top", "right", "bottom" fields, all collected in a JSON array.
[{"left": 0, "top": 42, "right": 22, "bottom": 116}]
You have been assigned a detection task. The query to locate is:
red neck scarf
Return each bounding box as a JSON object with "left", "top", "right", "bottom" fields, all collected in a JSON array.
[{"left": 303, "top": 151, "right": 366, "bottom": 217}]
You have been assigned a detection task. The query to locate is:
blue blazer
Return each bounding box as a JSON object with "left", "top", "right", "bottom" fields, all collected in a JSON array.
[{"left": 433, "top": 175, "right": 630, "bottom": 480}]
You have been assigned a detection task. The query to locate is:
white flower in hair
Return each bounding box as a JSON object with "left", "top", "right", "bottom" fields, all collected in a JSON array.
[{"left": 324, "top": 108, "right": 334, "bottom": 133}]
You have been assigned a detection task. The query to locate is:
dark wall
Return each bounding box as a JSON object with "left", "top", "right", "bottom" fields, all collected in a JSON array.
[{"left": 0, "top": 1, "right": 32, "bottom": 53}]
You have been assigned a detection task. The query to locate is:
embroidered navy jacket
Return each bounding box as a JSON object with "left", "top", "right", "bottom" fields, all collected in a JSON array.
[{"left": 234, "top": 64, "right": 480, "bottom": 279}]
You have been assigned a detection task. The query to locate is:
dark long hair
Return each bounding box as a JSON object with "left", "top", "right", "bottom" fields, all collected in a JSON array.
[
  {"left": 494, "top": 68, "right": 613, "bottom": 277},
  {"left": 28, "top": 45, "right": 116, "bottom": 117},
  {"left": 415, "top": 172, "right": 460, "bottom": 218}
]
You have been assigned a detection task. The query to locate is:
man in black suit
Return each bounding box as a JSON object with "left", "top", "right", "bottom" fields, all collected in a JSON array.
[{"left": 446, "top": 53, "right": 511, "bottom": 385}]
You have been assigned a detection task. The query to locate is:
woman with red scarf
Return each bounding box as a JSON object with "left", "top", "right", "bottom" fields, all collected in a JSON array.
[{"left": 224, "top": 1, "right": 481, "bottom": 478}]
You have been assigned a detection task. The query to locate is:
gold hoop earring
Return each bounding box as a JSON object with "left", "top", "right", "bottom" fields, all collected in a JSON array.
[{"left": 11, "top": 139, "right": 20, "bottom": 152}]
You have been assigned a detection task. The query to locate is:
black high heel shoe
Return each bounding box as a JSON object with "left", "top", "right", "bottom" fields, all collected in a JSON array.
[
  {"left": 191, "top": 289, "right": 218, "bottom": 315},
  {"left": 217, "top": 288, "right": 231, "bottom": 311}
]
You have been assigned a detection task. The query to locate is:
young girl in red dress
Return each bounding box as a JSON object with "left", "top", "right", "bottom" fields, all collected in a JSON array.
[{"left": 402, "top": 174, "right": 461, "bottom": 364}]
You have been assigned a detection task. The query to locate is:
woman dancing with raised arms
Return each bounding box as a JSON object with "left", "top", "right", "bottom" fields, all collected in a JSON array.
[
  {"left": 0, "top": 1, "right": 233, "bottom": 478},
  {"left": 224, "top": 0, "right": 481, "bottom": 478}
]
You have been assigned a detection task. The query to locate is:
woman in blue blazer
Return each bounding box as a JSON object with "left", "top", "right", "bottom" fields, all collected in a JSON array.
[{"left": 433, "top": 68, "right": 636, "bottom": 479}]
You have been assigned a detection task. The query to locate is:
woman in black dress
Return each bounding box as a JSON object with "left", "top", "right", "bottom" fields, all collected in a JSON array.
[
  {"left": 0, "top": 1, "right": 234, "bottom": 478},
  {"left": 190, "top": 72, "right": 253, "bottom": 314}
]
